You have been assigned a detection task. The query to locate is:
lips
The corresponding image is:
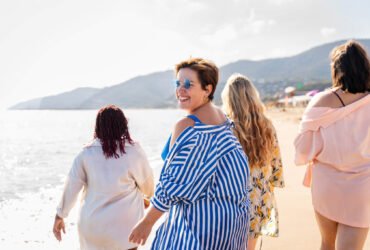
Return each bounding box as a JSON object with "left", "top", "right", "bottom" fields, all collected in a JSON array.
[{"left": 178, "top": 96, "right": 190, "bottom": 102}]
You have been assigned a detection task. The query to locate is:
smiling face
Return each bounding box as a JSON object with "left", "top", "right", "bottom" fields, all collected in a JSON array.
[{"left": 176, "top": 68, "right": 211, "bottom": 112}]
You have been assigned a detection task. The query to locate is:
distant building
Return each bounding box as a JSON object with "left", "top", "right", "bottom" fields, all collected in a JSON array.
[{"left": 276, "top": 95, "right": 312, "bottom": 107}]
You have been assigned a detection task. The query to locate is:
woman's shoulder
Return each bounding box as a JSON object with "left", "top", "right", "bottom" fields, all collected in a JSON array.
[
  {"left": 172, "top": 117, "right": 196, "bottom": 139},
  {"left": 117, "top": 142, "right": 149, "bottom": 161},
  {"left": 118, "top": 141, "right": 143, "bottom": 154},
  {"left": 124, "top": 141, "right": 149, "bottom": 160},
  {"left": 81, "top": 139, "right": 139, "bottom": 154},
  {"left": 176, "top": 116, "right": 196, "bottom": 129},
  {"left": 307, "top": 89, "right": 339, "bottom": 109}
]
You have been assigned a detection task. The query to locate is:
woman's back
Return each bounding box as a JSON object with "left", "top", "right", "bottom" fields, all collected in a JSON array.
[
  {"left": 308, "top": 88, "right": 369, "bottom": 108},
  {"left": 297, "top": 92, "right": 370, "bottom": 169},
  {"left": 295, "top": 93, "right": 370, "bottom": 228},
  {"left": 81, "top": 141, "right": 153, "bottom": 195},
  {"left": 191, "top": 104, "right": 226, "bottom": 125},
  {"left": 73, "top": 141, "right": 153, "bottom": 249}
]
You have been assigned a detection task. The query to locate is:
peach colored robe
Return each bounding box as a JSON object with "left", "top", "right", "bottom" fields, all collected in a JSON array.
[
  {"left": 294, "top": 95, "right": 370, "bottom": 228},
  {"left": 57, "top": 140, "right": 154, "bottom": 250}
]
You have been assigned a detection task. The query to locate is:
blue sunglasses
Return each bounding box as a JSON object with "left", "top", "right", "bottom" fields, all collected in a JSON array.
[{"left": 173, "top": 79, "right": 192, "bottom": 89}]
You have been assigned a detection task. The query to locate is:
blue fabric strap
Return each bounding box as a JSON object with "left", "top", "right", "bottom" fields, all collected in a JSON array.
[
  {"left": 161, "top": 135, "right": 171, "bottom": 161},
  {"left": 186, "top": 114, "right": 201, "bottom": 123}
]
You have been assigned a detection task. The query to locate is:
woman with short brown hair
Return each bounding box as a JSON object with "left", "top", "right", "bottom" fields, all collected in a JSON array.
[{"left": 129, "top": 58, "right": 250, "bottom": 249}]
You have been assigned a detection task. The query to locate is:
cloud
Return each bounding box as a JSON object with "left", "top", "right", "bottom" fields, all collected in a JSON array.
[
  {"left": 1, "top": 0, "right": 367, "bottom": 108},
  {"left": 244, "top": 9, "right": 276, "bottom": 35},
  {"left": 249, "top": 19, "right": 276, "bottom": 34},
  {"left": 200, "top": 24, "right": 238, "bottom": 47},
  {"left": 268, "top": 0, "right": 296, "bottom": 5},
  {"left": 321, "top": 27, "right": 337, "bottom": 37},
  {"left": 200, "top": 8, "right": 276, "bottom": 48}
]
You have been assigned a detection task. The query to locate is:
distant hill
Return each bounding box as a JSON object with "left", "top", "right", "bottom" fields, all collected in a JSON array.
[
  {"left": 10, "top": 39, "right": 370, "bottom": 110},
  {"left": 79, "top": 70, "right": 176, "bottom": 109},
  {"left": 11, "top": 87, "right": 100, "bottom": 109}
]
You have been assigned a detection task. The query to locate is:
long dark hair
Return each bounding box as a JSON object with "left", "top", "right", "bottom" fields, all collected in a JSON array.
[
  {"left": 94, "top": 105, "right": 133, "bottom": 159},
  {"left": 331, "top": 40, "right": 370, "bottom": 93}
]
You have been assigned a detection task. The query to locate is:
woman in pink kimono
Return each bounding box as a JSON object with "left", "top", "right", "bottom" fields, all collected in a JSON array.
[
  {"left": 52, "top": 105, "right": 154, "bottom": 250},
  {"left": 294, "top": 40, "right": 370, "bottom": 250}
]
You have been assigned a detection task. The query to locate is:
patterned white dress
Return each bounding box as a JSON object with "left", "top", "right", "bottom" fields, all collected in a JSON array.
[{"left": 248, "top": 135, "right": 285, "bottom": 238}]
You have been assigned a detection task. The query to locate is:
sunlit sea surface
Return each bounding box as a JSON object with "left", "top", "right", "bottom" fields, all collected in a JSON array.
[{"left": 0, "top": 109, "right": 185, "bottom": 250}]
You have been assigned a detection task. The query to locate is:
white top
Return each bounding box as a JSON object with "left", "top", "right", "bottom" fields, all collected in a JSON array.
[{"left": 57, "top": 139, "right": 154, "bottom": 250}]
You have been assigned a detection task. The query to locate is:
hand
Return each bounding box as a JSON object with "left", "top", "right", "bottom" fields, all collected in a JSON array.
[
  {"left": 128, "top": 219, "right": 153, "bottom": 245},
  {"left": 52, "top": 214, "right": 66, "bottom": 241}
]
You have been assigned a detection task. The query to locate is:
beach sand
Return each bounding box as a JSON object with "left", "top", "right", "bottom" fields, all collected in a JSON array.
[{"left": 258, "top": 108, "right": 370, "bottom": 250}]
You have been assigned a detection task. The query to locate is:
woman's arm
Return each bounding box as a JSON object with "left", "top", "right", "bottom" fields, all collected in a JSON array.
[
  {"left": 53, "top": 152, "right": 86, "bottom": 241},
  {"left": 128, "top": 205, "right": 164, "bottom": 245},
  {"left": 170, "top": 117, "right": 194, "bottom": 148},
  {"left": 56, "top": 152, "right": 87, "bottom": 218},
  {"left": 294, "top": 130, "right": 323, "bottom": 165},
  {"left": 128, "top": 118, "right": 197, "bottom": 245}
]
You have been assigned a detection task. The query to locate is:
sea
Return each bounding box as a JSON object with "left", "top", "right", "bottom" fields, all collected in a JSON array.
[{"left": 0, "top": 109, "right": 185, "bottom": 250}]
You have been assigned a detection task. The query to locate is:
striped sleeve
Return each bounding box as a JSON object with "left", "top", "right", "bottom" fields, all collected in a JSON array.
[{"left": 151, "top": 134, "right": 215, "bottom": 212}]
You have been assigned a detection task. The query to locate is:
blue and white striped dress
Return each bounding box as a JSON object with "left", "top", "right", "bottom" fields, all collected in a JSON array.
[{"left": 151, "top": 115, "right": 250, "bottom": 250}]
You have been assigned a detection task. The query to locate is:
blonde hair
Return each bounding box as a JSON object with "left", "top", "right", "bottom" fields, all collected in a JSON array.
[{"left": 222, "top": 74, "right": 275, "bottom": 168}]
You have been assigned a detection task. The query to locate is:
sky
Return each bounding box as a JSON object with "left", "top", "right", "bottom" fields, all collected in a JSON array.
[{"left": 1, "top": 0, "right": 370, "bottom": 109}]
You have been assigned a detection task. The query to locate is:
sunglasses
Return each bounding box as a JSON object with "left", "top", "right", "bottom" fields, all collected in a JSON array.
[{"left": 173, "top": 79, "right": 192, "bottom": 89}]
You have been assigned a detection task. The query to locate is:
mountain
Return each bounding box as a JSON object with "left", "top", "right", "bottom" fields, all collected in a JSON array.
[
  {"left": 215, "top": 38, "right": 370, "bottom": 103},
  {"left": 79, "top": 70, "right": 176, "bottom": 109},
  {"left": 10, "top": 39, "right": 370, "bottom": 110},
  {"left": 10, "top": 87, "right": 100, "bottom": 110}
]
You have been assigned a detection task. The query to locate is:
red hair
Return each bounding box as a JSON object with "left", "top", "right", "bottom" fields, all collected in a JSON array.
[{"left": 94, "top": 105, "right": 133, "bottom": 158}]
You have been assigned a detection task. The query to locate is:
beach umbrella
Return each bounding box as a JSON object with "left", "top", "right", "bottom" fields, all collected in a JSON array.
[{"left": 284, "top": 86, "right": 296, "bottom": 94}]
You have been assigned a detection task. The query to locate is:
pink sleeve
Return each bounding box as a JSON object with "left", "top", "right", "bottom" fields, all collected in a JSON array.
[
  {"left": 294, "top": 130, "right": 323, "bottom": 166},
  {"left": 294, "top": 130, "right": 323, "bottom": 187}
]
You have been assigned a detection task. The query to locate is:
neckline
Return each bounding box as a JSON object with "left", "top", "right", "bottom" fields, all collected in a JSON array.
[
  {"left": 310, "top": 93, "right": 370, "bottom": 110},
  {"left": 187, "top": 114, "right": 230, "bottom": 128},
  {"left": 300, "top": 93, "right": 370, "bottom": 132}
]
